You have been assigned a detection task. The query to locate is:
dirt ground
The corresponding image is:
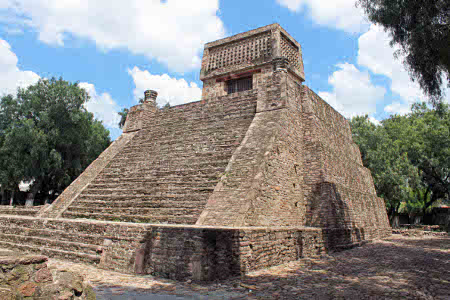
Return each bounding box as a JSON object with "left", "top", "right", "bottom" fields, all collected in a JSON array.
[{"left": 47, "top": 234, "right": 450, "bottom": 300}]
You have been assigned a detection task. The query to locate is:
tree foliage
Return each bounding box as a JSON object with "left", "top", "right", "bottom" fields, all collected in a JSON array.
[
  {"left": 350, "top": 104, "right": 450, "bottom": 221},
  {"left": 118, "top": 108, "right": 129, "bottom": 129},
  {"left": 357, "top": 0, "right": 450, "bottom": 105},
  {"left": 0, "top": 78, "right": 111, "bottom": 204}
]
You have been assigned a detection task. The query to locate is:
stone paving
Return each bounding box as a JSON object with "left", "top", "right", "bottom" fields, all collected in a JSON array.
[{"left": 46, "top": 234, "right": 450, "bottom": 300}]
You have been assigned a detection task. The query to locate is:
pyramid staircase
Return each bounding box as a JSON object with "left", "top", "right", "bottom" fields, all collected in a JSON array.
[{"left": 61, "top": 93, "right": 257, "bottom": 224}]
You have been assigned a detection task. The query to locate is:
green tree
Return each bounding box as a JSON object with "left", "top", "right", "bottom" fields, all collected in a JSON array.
[
  {"left": 403, "top": 103, "right": 450, "bottom": 213},
  {"left": 118, "top": 108, "right": 129, "bottom": 129},
  {"left": 350, "top": 116, "right": 419, "bottom": 227},
  {"left": 0, "top": 78, "right": 111, "bottom": 205},
  {"left": 357, "top": 0, "right": 450, "bottom": 105},
  {"left": 351, "top": 104, "right": 450, "bottom": 226}
]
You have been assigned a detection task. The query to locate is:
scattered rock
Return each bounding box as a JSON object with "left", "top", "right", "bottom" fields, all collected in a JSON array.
[
  {"left": 18, "top": 281, "right": 37, "bottom": 297},
  {"left": 1, "top": 253, "right": 95, "bottom": 299},
  {"left": 58, "top": 290, "right": 74, "bottom": 300},
  {"left": 0, "top": 287, "right": 14, "bottom": 300},
  {"left": 35, "top": 267, "right": 53, "bottom": 283}
]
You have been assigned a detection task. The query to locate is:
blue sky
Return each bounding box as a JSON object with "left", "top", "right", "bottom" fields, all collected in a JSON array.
[{"left": 0, "top": 0, "right": 448, "bottom": 140}]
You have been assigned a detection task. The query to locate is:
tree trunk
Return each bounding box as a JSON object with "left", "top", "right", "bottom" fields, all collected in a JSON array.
[
  {"left": 389, "top": 203, "right": 402, "bottom": 228},
  {"left": 25, "top": 192, "right": 34, "bottom": 207},
  {"left": 9, "top": 190, "right": 14, "bottom": 206},
  {"left": 0, "top": 185, "right": 5, "bottom": 205},
  {"left": 390, "top": 214, "right": 400, "bottom": 228}
]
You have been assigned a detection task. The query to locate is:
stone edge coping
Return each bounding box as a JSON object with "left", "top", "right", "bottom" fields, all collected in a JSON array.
[
  {"left": 204, "top": 23, "right": 301, "bottom": 50},
  {"left": 204, "top": 23, "right": 278, "bottom": 49},
  {"left": 0, "top": 214, "right": 322, "bottom": 232},
  {"left": 0, "top": 254, "right": 47, "bottom": 266},
  {"left": 128, "top": 89, "right": 258, "bottom": 112}
]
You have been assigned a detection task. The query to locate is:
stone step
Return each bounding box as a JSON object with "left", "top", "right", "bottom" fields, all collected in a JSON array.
[
  {"left": 6, "top": 225, "right": 104, "bottom": 245},
  {"left": 100, "top": 160, "right": 230, "bottom": 174},
  {"left": 99, "top": 168, "right": 225, "bottom": 177},
  {"left": 142, "top": 111, "right": 255, "bottom": 129},
  {"left": 106, "top": 155, "right": 235, "bottom": 169},
  {"left": 136, "top": 123, "right": 229, "bottom": 134},
  {"left": 65, "top": 206, "right": 203, "bottom": 216},
  {"left": 112, "top": 149, "right": 235, "bottom": 159},
  {"left": 62, "top": 211, "right": 199, "bottom": 224},
  {"left": 92, "top": 174, "right": 220, "bottom": 184},
  {"left": 115, "top": 141, "right": 239, "bottom": 156},
  {"left": 86, "top": 180, "right": 218, "bottom": 189},
  {"left": 79, "top": 186, "right": 215, "bottom": 196},
  {"left": 0, "top": 233, "right": 100, "bottom": 256},
  {"left": 0, "top": 240, "right": 100, "bottom": 264},
  {"left": 151, "top": 104, "right": 255, "bottom": 120},
  {"left": 76, "top": 192, "right": 209, "bottom": 202},
  {"left": 130, "top": 130, "right": 229, "bottom": 141},
  {"left": 75, "top": 198, "right": 206, "bottom": 208},
  {"left": 0, "top": 216, "right": 147, "bottom": 242},
  {"left": 0, "top": 208, "right": 39, "bottom": 216},
  {"left": 128, "top": 123, "right": 244, "bottom": 134},
  {"left": 145, "top": 107, "right": 255, "bottom": 127},
  {"left": 98, "top": 166, "right": 226, "bottom": 180}
]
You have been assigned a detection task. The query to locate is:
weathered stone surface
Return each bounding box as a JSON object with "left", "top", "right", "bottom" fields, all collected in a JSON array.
[
  {"left": 0, "top": 287, "right": 14, "bottom": 300},
  {"left": 35, "top": 267, "right": 52, "bottom": 283},
  {"left": 0, "top": 253, "right": 95, "bottom": 299},
  {"left": 0, "top": 255, "right": 47, "bottom": 266},
  {"left": 18, "top": 281, "right": 37, "bottom": 296}
]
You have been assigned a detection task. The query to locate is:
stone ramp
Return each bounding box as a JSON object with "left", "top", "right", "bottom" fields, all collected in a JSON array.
[{"left": 60, "top": 92, "right": 258, "bottom": 224}]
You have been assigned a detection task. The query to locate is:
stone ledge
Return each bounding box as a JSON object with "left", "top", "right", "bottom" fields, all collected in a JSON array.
[{"left": 0, "top": 254, "right": 47, "bottom": 266}]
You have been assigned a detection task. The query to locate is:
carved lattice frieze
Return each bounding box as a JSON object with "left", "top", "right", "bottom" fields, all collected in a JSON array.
[
  {"left": 280, "top": 33, "right": 301, "bottom": 72},
  {"left": 206, "top": 31, "right": 272, "bottom": 72}
]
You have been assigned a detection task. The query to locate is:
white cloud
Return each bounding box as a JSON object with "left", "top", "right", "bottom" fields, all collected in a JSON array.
[
  {"left": 384, "top": 102, "right": 411, "bottom": 116},
  {"left": 358, "top": 25, "right": 427, "bottom": 104},
  {"left": 368, "top": 116, "right": 381, "bottom": 126},
  {"left": 276, "top": 0, "right": 368, "bottom": 33},
  {"left": 318, "top": 63, "right": 386, "bottom": 118},
  {"left": 0, "top": 39, "right": 40, "bottom": 96},
  {"left": 2, "top": 0, "right": 225, "bottom": 72},
  {"left": 79, "top": 82, "right": 121, "bottom": 129},
  {"left": 128, "top": 66, "right": 202, "bottom": 107}
]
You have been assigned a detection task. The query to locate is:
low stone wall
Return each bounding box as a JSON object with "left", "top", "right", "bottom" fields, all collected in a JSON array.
[
  {"left": 100, "top": 225, "right": 325, "bottom": 281},
  {"left": 0, "top": 251, "right": 95, "bottom": 299},
  {"left": 2, "top": 215, "right": 373, "bottom": 281}
]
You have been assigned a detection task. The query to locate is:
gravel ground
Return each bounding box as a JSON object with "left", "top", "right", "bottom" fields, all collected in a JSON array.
[{"left": 47, "top": 234, "right": 450, "bottom": 300}]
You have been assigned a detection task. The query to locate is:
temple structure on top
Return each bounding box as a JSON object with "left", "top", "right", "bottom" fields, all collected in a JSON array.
[
  {"left": 200, "top": 23, "right": 305, "bottom": 99},
  {"left": 0, "top": 24, "right": 391, "bottom": 281}
]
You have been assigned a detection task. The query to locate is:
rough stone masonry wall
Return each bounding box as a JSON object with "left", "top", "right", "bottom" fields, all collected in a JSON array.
[
  {"left": 108, "top": 225, "right": 325, "bottom": 281},
  {"left": 0, "top": 215, "right": 325, "bottom": 281},
  {"left": 197, "top": 67, "right": 390, "bottom": 248},
  {"left": 299, "top": 86, "right": 391, "bottom": 246}
]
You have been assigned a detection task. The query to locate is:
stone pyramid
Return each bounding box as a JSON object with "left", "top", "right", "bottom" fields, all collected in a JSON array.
[{"left": 0, "top": 24, "right": 390, "bottom": 281}]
